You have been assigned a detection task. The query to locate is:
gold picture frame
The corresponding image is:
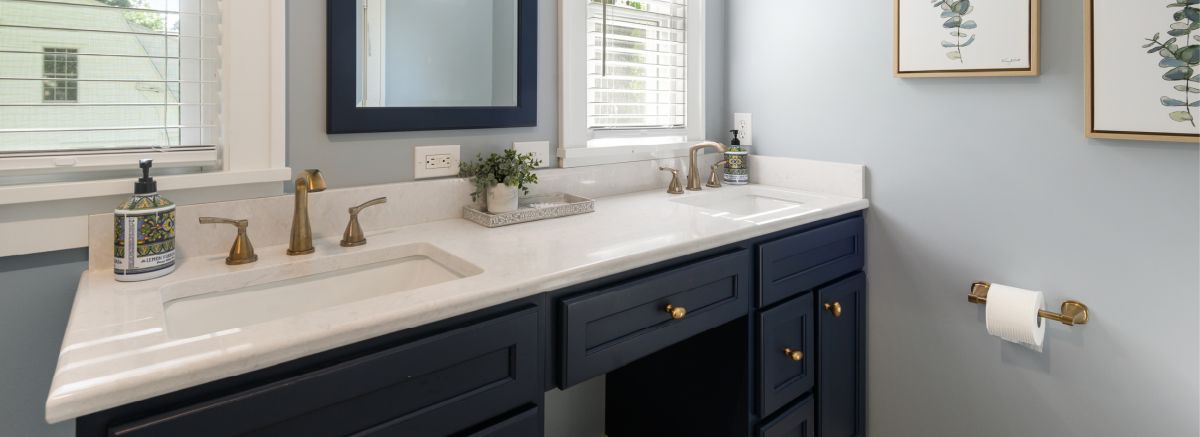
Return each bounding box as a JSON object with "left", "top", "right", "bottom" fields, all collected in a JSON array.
[
  {"left": 1085, "top": 0, "right": 1200, "bottom": 143},
  {"left": 894, "top": 0, "right": 1041, "bottom": 78}
]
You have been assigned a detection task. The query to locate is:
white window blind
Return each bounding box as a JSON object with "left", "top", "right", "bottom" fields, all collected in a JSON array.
[
  {"left": 0, "top": 0, "right": 221, "bottom": 174},
  {"left": 586, "top": 0, "right": 687, "bottom": 130}
]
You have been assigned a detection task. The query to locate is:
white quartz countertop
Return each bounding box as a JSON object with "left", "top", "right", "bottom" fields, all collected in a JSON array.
[{"left": 46, "top": 184, "right": 868, "bottom": 423}]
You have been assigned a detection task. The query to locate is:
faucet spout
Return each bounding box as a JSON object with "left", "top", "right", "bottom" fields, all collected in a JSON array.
[
  {"left": 686, "top": 141, "right": 726, "bottom": 191},
  {"left": 288, "top": 169, "right": 327, "bottom": 255}
]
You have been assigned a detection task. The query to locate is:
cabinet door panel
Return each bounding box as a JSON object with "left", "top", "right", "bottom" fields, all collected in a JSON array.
[
  {"left": 758, "top": 396, "right": 815, "bottom": 437},
  {"left": 758, "top": 292, "right": 815, "bottom": 417},
  {"left": 817, "top": 273, "right": 866, "bottom": 437}
]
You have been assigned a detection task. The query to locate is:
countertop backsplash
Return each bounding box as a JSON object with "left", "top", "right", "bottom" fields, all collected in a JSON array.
[{"left": 87, "top": 154, "right": 724, "bottom": 271}]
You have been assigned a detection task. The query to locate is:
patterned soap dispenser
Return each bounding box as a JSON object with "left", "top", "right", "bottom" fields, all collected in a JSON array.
[
  {"left": 114, "top": 159, "right": 177, "bottom": 282},
  {"left": 723, "top": 129, "right": 750, "bottom": 185}
]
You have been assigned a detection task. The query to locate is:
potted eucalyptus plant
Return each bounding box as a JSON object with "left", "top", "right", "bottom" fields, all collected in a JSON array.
[{"left": 459, "top": 149, "right": 542, "bottom": 213}]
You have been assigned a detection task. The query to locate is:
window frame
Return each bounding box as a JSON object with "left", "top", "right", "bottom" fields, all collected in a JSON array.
[
  {"left": 42, "top": 48, "right": 79, "bottom": 103},
  {"left": 0, "top": 0, "right": 291, "bottom": 257},
  {"left": 558, "top": 0, "right": 706, "bottom": 168}
]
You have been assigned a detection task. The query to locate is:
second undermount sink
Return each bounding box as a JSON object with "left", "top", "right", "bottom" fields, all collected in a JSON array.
[
  {"left": 161, "top": 243, "right": 482, "bottom": 338},
  {"left": 670, "top": 186, "right": 822, "bottom": 225}
]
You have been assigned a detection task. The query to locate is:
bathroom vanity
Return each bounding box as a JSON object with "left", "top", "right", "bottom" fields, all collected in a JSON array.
[{"left": 46, "top": 172, "right": 869, "bottom": 437}]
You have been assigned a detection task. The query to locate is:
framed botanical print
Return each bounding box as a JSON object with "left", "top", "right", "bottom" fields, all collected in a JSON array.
[
  {"left": 1086, "top": 0, "right": 1200, "bottom": 143},
  {"left": 894, "top": 0, "right": 1040, "bottom": 77}
]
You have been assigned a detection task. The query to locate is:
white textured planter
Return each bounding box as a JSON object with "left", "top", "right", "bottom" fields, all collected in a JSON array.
[{"left": 486, "top": 184, "right": 519, "bottom": 213}]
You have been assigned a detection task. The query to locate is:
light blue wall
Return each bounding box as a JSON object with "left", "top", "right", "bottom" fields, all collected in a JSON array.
[
  {"left": 727, "top": 1, "right": 1199, "bottom": 435},
  {"left": 0, "top": 249, "right": 86, "bottom": 436}
]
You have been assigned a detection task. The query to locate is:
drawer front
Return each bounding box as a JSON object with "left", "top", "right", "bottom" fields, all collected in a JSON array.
[
  {"left": 817, "top": 273, "right": 866, "bottom": 437},
  {"left": 111, "top": 307, "right": 541, "bottom": 437},
  {"left": 560, "top": 249, "right": 751, "bottom": 387},
  {"left": 758, "top": 396, "right": 815, "bottom": 437},
  {"left": 758, "top": 292, "right": 815, "bottom": 417},
  {"left": 759, "top": 216, "right": 864, "bottom": 306}
]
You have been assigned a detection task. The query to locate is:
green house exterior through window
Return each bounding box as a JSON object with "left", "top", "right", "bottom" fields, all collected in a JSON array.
[{"left": 43, "top": 48, "right": 78, "bottom": 102}]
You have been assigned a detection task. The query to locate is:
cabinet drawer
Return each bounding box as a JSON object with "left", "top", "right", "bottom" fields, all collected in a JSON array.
[
  {"left": 758, "top": 396, "right": 815, "bottom": 437},
  {"left": 759, "top": 216, "right": 864, "bottom": 306},
  {"left": 559, "top": 250, "right": 751, "bottom": 387},
  {"left": 110, "top": 307, "right": 541, "bottom": 437},
  {"left": 758, "top": 292, "right": 815, "bottom": 417}
]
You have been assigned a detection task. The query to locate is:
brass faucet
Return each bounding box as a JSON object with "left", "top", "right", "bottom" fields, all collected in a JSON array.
[
  {"left": 686, "top": 141, "right": 727, "bottom": 190},
  {"left": 288, "top": 169, "right": 327, "bottom": 255}
]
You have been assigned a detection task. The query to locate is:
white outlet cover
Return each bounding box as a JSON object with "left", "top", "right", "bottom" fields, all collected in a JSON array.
[
  {"left": 512, "top": 141, "right": 551, "bottom": 168},
  {"left": 733, "top": 113, "right": 752, "bottom": 146},
  {"left": 413, "top": 145, "right": 461, "bottom": 179}
]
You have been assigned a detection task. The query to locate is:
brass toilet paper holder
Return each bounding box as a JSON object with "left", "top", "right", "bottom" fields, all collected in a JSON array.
[{"left": 968, "top": 281, "right": 1090, "bottom": 326}]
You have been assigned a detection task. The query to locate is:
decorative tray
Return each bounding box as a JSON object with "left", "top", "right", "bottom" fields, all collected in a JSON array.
[{"left": 463, "top": 193, "right": 595, "bottom": 228}]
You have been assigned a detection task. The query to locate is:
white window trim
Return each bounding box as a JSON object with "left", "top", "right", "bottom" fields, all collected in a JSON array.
[
  {"left": 0, "top": 0, "right": 291, "bottom": 256},
  {"left": 558, "top": 0, "right": 706, "bottom": 168}
]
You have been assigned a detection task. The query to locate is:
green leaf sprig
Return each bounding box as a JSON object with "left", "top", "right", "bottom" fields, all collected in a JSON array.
[
  {"left": 458, "top": 149, "right": 543, "bottom": 202},
  {"left": 933, "top": 0, "right": 977, "bottom": 62},
  {"left": 1144, "top": 0, "right": 1200, "bottom": 127}
]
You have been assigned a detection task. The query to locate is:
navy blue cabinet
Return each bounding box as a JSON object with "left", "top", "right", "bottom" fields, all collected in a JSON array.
[
  {"left": 816, "top": 273, "right": 867, "bottom": 437},
  {"left": 77, "top": 212, "right": 866, "bottom": 437}
]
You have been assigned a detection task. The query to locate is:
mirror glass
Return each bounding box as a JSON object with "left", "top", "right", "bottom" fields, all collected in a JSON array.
[{"left": 356, "top": 0, "right": 519, "bottom": 108}]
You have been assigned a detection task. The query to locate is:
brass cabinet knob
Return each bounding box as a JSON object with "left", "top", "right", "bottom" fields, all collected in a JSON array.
[
  {"left": 665, "top": 304, "right": 687, "bottom": 320},
  {"left": 341, "top": 197, "right": 388, "bottom": 247},
  {"left": 824, "top": 302, "right": 843, "bottom": 318},
  {"left": 199, "top": 217, "right": 258, "bottom": 265},
  {"left": 783, "top": 347, "right": 804, "bottom": 362}
]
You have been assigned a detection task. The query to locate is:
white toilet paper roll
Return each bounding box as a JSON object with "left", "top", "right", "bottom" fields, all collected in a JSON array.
[{"left": 984, "top": 284, "right": 1046, "bottom": 352}]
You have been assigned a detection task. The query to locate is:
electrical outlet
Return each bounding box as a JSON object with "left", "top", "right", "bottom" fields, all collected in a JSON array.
[
  {"left": 413, "top": 145, "right": 460, "bottom": 179},
  {"left": 733, "top": 113, "right": 752, "bottom": 146},
  {"left": 512, "top": 140, "right": 551, "bottom": 168}
]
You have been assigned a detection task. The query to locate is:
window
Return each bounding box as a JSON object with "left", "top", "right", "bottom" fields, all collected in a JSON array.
[
  {"left": 587, "top": 0, "right": 686, "bottom": 130},
  {"left": 559, "top": 0, "right": 705, "bottom": 167},
  {"left": 42, "top": 48, "right": 79, "bottom": 102},
  {"left": 0, "top": 0, "right": 289, "bottom": 257},
  {"left": 0, "top": 0, "right": 222, "bottom": 175}
]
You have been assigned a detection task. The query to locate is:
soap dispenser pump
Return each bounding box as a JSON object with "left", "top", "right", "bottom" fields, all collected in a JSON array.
[
  {"left": 723, "top": 129, "right": 749, "bottom": 185},
  {"left": 114, "top": 159, "right": 177, "bottom": 282}
]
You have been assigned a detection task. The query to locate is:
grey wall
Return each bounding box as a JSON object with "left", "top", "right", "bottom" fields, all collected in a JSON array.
[
  {"left": 288, "top": 0, "right": 728, "bottom": 188},
  {"left": 728, "top": 1, "right": 1199, "bottom": 436},
  {"left": 0, "top": 249, "right": 86, "bottom": 437}
]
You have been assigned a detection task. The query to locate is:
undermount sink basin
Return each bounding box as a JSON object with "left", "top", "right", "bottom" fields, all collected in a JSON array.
[
  {"left": 670, "top": 186, "right": 822, "bottom": 225},
  {"left": 161, "top": 243, "right": 482, "bottom": 338}
]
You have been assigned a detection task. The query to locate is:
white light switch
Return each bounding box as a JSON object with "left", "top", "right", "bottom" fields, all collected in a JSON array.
[
  {"left": 413, "top": 145, "right": 461, "bottom": 179},
  {"left": 512, "top": 141, "right": 551, "bottom": 168}
]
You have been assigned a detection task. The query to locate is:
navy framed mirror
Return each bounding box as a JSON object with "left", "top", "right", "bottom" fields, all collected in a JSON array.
[{"left": 327, "top": 0, "right": 537, "bottom": 134}]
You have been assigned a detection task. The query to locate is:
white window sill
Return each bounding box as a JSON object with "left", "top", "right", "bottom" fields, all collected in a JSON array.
[
  {"left": 557, "top": 141, "right": 720, "bottom": 168},
  {"left": 0, "top": 168, "right": 292, "bottom": 206}
]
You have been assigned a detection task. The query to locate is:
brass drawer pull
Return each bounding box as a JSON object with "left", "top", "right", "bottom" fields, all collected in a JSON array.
[
  {"left": 783, "top": 347, "right": 804, "bottom": 362},
  {"left": 824, "top": 302, "right": 843, "bottom": 318},
  {"left": 665, "top": 304, "right": 687, "bottom": 320}
]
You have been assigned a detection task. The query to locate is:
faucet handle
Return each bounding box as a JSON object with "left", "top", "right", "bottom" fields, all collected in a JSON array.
[
  {"left": 707, "top": 160, "right": 728, "bottom": 189},
  {"left": 341, "top": 197, "right": 387, "bottom": 247},
  {"left": 199, "top": 217, "right": 258, "bottom": 265},
  {"left": 659, "top": 167, "right": 684, "bottom": 194}
]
